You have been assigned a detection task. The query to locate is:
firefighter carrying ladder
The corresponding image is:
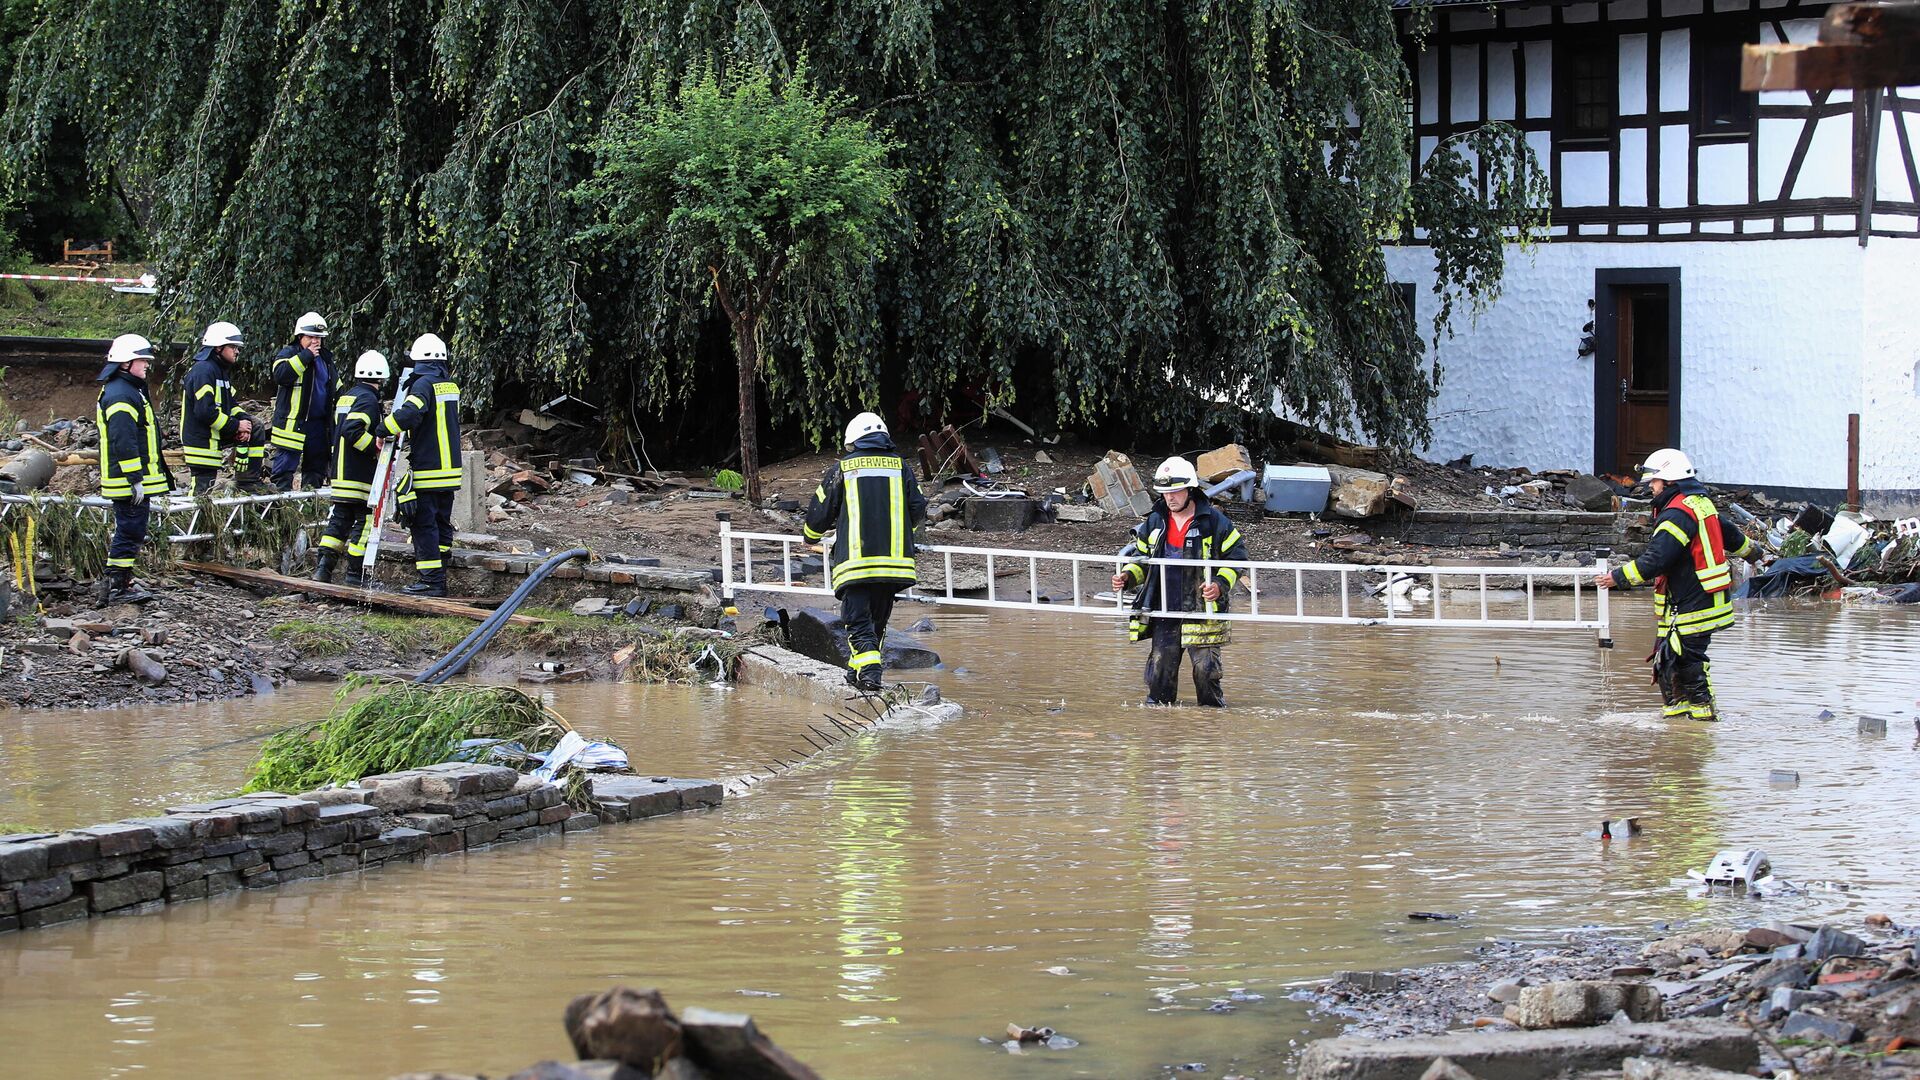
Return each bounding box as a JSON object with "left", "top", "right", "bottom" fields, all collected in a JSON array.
[{"left": 719, "top": 515, "right": 1613, "bottom": 648}]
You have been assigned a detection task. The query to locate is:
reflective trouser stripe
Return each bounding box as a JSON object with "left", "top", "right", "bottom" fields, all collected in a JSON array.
[
  {"left": 1181, "top": 621, "right": 1231, "bottom": 647},
  {"left": 416, "top": 559, "right": 443, "bottom": 571},
  {"left": 831, "top": 560, "right": 915, "bottom": 590},
  {"left": 106, "top": 556, "right": 135, "bottom": 568},
  {"left": 272, "top": 424, "right": 306, "bottom": 450},
  {"left": 318, "top": 535, "right": 345, "bottom": 551},
  {"left": 182, "top": 447, "right": 224, "bottom": 466},
  {"left": 848, "top": 650, "right": 882, "bottom": 671}
]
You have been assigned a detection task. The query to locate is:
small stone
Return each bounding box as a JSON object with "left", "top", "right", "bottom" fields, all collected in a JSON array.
[
  {"left": 1335, "top": 971, "right": 1402, "bottom": 992},
  {"left": 1486, "top": 978, "right": 1525, "bottom": 1003},
  {"left": 1864, "top": 913, "right": 1893, "bottom": 929},
  {"left": 1779, "top": 1011, "right": 1858, "bottom": 1043},
  {"left": 1744, "top": 927, "right": 1796, "bottom": 950},
  {"left": 1804, "top": 926, "right": 1865, "bottom": 961}
]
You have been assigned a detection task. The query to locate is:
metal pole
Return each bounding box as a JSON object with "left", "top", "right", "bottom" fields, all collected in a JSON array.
[
  {"left": 718, "top": 513, "right": 734, "bottom": 600},
  {"left": 1596, "top": 557, "right": 1613, "bottom": 648}
]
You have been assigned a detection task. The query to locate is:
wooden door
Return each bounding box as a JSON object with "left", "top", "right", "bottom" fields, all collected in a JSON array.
[{"left": 1614, "top": 286, "right": 1671, "bottom": 475}]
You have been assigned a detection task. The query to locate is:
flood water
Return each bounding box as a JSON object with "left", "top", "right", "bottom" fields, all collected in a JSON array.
[{"left": 1, "top": 596, "right": 1916, "bottom": 1079}]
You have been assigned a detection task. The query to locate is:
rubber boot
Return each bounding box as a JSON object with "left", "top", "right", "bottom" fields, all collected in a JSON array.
[
  {"left": 102, "top": 568, "right": 155, "bottom": 605},
  {"left": 1679, "top": 660, "right": 1718, "bottom": 722},
  {"left": 1656, "top": 663, "right": 1688, "bottom": 719},
  {"left": 342, "top": 563, "right": 382, "bottom": 592},
  {"left": 310, "top": 551, "right": 338, "bottom": 585},
  {"left": 857, "top": 665, "right": 884, "bottom": 693},
  {"left": 402, "top": 576, "right": 447, "bottom": 598}
]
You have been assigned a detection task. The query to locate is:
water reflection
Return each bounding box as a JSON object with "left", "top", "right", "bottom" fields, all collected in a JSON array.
[{"left": 0, "top": 598, "right": 1914, "bottom": 1078}]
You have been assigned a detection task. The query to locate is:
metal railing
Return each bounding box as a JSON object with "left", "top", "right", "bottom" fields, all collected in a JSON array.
[
  {"left": 718, "top": 517, "right": 1613, "bottom": 647},
  {"left": 0, "top": 489, "right": 326, "bottom": 544}
]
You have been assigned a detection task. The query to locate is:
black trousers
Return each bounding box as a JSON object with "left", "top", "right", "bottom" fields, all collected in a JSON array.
[
  {"left": 1144, "top": 618, "right": 1225, "bottom": 707},
  {"left": 270, "top": 441, "right": 330, "bottom": 492},
  {"left": 1672, "top": 631, "right": 1714, "bottom": 705},
  {"left": 106, "top": 497, "right": 150, "bottom": 570},
  {"left": 410, "top": 488, "right": 456, "bottom": 583},
  {"left": 188, "top": 427, "right": 270, "bottom": 494},
  {"left": 839, "top": 583, "right": 899, "bottom": 673},
  {"left": 319, "top": 501, "right": 373, "bottom": 560}
]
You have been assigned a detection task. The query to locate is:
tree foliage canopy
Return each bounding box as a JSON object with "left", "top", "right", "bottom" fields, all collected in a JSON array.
[{"left": 2, "top": 0, "right": 1545, "bottom": 452}]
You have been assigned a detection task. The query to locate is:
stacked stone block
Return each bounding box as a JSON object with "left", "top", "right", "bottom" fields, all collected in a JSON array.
[
  {"left": 1378, "top": 510, "right": 1632, "bottom": 551},
  {"left": 0, "top": 764, "right": 721, "bottom": 935}
]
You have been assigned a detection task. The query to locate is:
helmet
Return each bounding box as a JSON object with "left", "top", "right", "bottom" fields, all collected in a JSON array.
[
  {"left": 106, "top": 333, "right": 155, "bottom": 365},
  {"left": 1152, "top": 456, "right": 1200, "bottom": 494},
  {"left": 201, "top": 321, "right": 244, "bottom": 348},
  {"left": 843, "top": 411, "right": 888, "bottom": 448},
  {"left": 294, "top": 311, "right": 329, "bottom": 338},
  {"left": 1638, "top": 448, "right": 1696, "bottom": 482},
  {"left": 409, "top": 332, "right": 448, "bottom": 362},
  {"left": 354, "top": 350, "right": 390, "bottom": 382}
]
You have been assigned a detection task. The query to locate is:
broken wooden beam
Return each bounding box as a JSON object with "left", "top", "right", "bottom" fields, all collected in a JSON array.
[
  {"left": 178, "top": 561, "right": 545, "bottom": 624},
  {"left": 1743, "top": 1, "right": 1920, "bottom": 90}
]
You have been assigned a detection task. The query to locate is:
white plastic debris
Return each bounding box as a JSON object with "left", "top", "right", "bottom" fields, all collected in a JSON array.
[{"left": 1690, "top": 848, "right": 1771, "bottom": 889}]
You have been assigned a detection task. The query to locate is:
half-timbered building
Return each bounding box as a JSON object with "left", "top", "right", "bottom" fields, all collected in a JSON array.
[{"left": 1386, "top": 0, "right": 1919, "bottom": 512}]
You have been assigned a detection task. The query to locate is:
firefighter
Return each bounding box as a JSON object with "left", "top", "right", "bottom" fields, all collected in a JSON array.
[
  {"left": 381, "top": 333, "right": 461, "bottom": 596},
  {"left": 312, "top": 350, "right": 391, "bottom": 589},
  {"left": 268, "top": 311, "right": 337, "bottom": 491},
  {"left": 803, "top": 411, "right": 927, "bottom": 692},
  {"left": 179, "top": 320, "right": 271, "bottom": 495},
  {"left": 1112, "top": 456, "right": 1247, "bottom": 707},
  {"left": 1596, "top": 448, "right": 1757, "bottom": 722},
  {"left": 95, "top": 333, "right": 173, "bottom": 604}
]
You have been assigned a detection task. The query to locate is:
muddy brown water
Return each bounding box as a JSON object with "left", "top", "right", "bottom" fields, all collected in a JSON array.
[{"left": 1, "top": 596, "right": 1916, "bottom": 1079}]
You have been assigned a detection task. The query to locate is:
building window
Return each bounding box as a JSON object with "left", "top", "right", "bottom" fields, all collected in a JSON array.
[
  {"left": 1693, "top": 28, "right": 1755, "bottom": 140},
  {"left": 1555, "top": 36, "right": 1616, "bottom": 145}
]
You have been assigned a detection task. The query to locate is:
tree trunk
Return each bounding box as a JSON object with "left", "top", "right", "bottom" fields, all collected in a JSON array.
[{"left": 733, "top": 309, "right": 762, "bottom": 504}]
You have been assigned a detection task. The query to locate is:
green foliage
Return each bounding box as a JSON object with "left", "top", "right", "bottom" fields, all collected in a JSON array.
[
  {"left": 267, "top": 618, "right": 352, "bottom": 657},
  {"left": 711, "top": 468, "right": 744, "bottom": 491},
  {"left": 356, "top": 613, "right": 469, "bottom": 654},
  {"left": 2, "top": 1, "right": 1546, "bottom": 453},
  {"left": 242, "top": 677, "right": 563, "bottom": 793}
]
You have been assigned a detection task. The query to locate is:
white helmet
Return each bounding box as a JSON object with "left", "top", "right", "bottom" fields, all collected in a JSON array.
[
  {"left": 1152, "top": 455, "right": 1200, "bottom": 494},
  {"left": 201, "top": 320, "right": 244, "bottom": 348},
  {"left": 354, "top": 350, "right": 390, "bottom": 382},
  {"left": 293, "top": 311, "right": 329, "bottom": 338},
  {"left": 409, "top": 332, "right": 448, "bottom": 362},
  {"left": 106, "top": 333, "right": 156, "bottom": 365},
  {"left": 843, "top": 410, "right": 888, "bottom": 448},
  {"left": 1638, "top": 448, "right": 1696, "bottom": 482}
]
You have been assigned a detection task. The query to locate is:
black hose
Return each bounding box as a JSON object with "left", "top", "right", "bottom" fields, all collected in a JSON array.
[{"left": 413, "top": 547, "right": 591, "bottom": 684}]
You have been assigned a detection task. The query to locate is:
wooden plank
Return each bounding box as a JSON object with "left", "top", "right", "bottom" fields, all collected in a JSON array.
[
  {"left": 1822, "top": 2, "right": 1920, "bottom": 49},
  {"left": 1743, "top": 42, "right": 1920, "bottom": 91},
  {"left": 178, "top": 561, "right": 545, "bottom": 624}
]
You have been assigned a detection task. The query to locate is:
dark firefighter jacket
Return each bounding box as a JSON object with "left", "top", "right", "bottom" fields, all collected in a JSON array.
[
  {"left": 380, "top": 364, "right": 462, "bottom": 490},
  {"left": 1120, "top": 493, "right": 1247, "bottom": 647},
  {"left": 1609, "top": 477, "right": 1755, "bottom": 641},
  {"left": 330, "top": 382, "right": 386, "bottom": 505},
  {"left": 271, "top": 343, "right": 335, "bottom": 452},
  {"left": 803, "top": 432, "right": 928, "bottom": 594},
  {"left": 179, "top": 348, "right": 254, "bottom": 468},
  {"left": 96, "top": 369, "right": 171, "bottom": 500}
]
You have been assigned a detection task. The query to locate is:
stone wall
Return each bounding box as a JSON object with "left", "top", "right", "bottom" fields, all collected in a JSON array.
[
  {"left": 0, "top": 763, "right": 721, "bottom": 935},
  {"left": 1377, "top": 510, "right": 1634, "bottom": 552}
]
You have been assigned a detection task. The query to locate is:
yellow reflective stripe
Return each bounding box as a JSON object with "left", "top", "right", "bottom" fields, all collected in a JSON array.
[
  {"left": 847, "top": 471, "right": 863, "bottom": 562},
  {"left": 118, "top": 457, "right": 143, "bottom": 472},
  {"left": 346, "top": 411, "right": 371, "bottom": 427},
  {"left": 436, "top": 402, "right": 452, "bottom": 473},
  {"left": 848, "top": 650, "right": 882, "bottom": 669},
  {"left": 1656, "top": 520, "right": 1689, "bottom": 546},
  {"left": 1124, "top": 563, "right": 1146, "bottom": 585},
  {"left": 415, "top": 559, "right": 443, "bottom": 570},
  {"left": 182, "top": 450, "right": 225, "bottom": 466},
  {"left": 283, "top": 354, "right": 307, "bottom": 376},
  {"left": 105, "top": 402, "right": 138, "bottom": 421},
  {"left": 209, "top": 410, "right": 229, "bottom": 433},
  {"left": 1623, "top": 562, "right": 1645, "bottom": 586},
  {"left": 318, "top": 535, "right": 345, "bottom": 552},
  {"left": 406, "top": 395, "right": 425, "bottom": 409},
  {"left": 382, "top": 415, "right": 402, "bottom": 436},
  {"left": 105, "top": 556, "right": 136, "bottom": 568},
  {"left": 802, "top": 524, "right": 824, "bottom": 541},
  {"left": 351, "top": 433, "right": 374, "bottom": 452},
  {"left": 889, "top": 470, "right": 904, "bottom": 558},
  {"left": 1216, "top": 567, "right": 1240, "bottom": 588},
  {"left": 814, "top": 484, "right": 828, "bottom": 502},
  {"left": 413, "top": 467, "right": 462, "bottom": 480},
  {"left": 193, "top": 384, "right": 216, "bottom": 399},
  {"left": 1222, "top": 528, "right": 1242, "bottom": 551},
  {"left": 1133, "top": 539, "right": 1150, "bottom": 554}
]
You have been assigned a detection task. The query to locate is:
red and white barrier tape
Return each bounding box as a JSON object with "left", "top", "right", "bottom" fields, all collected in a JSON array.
[{"left": 0, "top": 272, "right": 155, "bottom": 286}]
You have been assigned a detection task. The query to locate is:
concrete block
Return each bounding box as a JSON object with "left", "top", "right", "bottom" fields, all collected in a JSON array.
[
  {"left": 665, "top": 779, "right": 724, "bottom": 809},
  {"left": 484, "top": 794, "right": 530, "bottom": 817},
  {"left": 963, "top": 497, "right": 1037, "bottom": 533},
  {"left": 1779, "top": 1011, "right": 1857, "bottom": 1043},
  {"left": 40, "top": 834, "right": 100, "bottom": 867},
  {"left": 72, "top": 822, "right": 155, "bottom": 858},
  {"left": 563, "top": 812, "right": 601, "bottom": 833},
  {"left": 590, "top": 777, "right": 681, "bottom": 819},
  {"left": 465, "top": 821, "right": 505, "bottom": 848},
  {"left": 1512, "top": 980, "right": 1663, "bottom": 1028},
  {"left": 397, "top": 813, "right": 457, "bottom": 835},
  {"left": 14, "top": 873, "right": 73, "bottom": 911},
  {"left": 20, "top": 895, "right": 89, "bottom": 929},
  {"left": 451, "top": 450, "right": 487, "bottom": 534},
  {"left": 1296, "top": 1020, "right": 1759, "bottom": 1080},
  {"left": 0, "top": 842, "right": 49, "bottom": 883},
  {"left": 357, "top": 773, "right": 428, "bottom": 812}
]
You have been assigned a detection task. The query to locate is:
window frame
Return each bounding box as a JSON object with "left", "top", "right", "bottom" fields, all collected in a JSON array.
[
  {"left": 1553, "top": 33, "right": 1618, "bottom": 148},
  {"left": 1691, "top": 24, "right": 1756, "bottom": 143}
]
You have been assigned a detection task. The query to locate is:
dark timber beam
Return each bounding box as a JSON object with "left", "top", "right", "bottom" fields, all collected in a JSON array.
[{"left": 1743, "top": 1, "right": 1920, "bottom": 90}]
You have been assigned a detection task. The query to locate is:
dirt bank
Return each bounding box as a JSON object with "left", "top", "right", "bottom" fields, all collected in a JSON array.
[{"left": 1296, "top": 915, "right": 1920, "bottom": 1077}]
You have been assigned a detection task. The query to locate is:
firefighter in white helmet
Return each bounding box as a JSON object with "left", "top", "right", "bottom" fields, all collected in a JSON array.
[
  {"left": 269, "top": 311, "right": 337, "bottom": 491},
  {"left": 802, "top": 411, "right": 927, "bottom": 691},
  {"left": 380, "top": 333, "right": 462, "bottom": 595},
  {"left": 179, "top": 320, "right": 271, "bottom": 494},
  {"left": 1111, "top": 456, "right": 1248, "bottom": 706},
  {"left": 94, "top": 333, "right": 172, "bottom": 604},
  {"left": 312, "top": 350, "right": 392, "bottom": 589},
  {"left": 1596, "top": 448, "right": 1757, "bottom": 722}
]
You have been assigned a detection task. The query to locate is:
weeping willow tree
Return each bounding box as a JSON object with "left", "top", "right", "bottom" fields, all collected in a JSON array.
[{"left": 1, "top": 0, "right": 1545, "bottom": 459}]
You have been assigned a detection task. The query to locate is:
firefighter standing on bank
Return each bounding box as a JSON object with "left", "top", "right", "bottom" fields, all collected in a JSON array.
[
  {"left": 268, "top": 311, "right": 337, "bottom": 491},
  {"left": 803, "top": 411, "right": 927, "bottom": 692},
  {"left": 95, "top": 334, "right": 173, "bottom": 605},
  {"left": 381, "top": 333, "right": 461, "bottom": 597},
  {"left": 311, "top": 350, "right": 391, "bottom": 590},
  {"left": 1596, "top": 448, "right": 1756, "bottom": 722},
  {"left": 1112, "top": 457, "right": 1247, "bottom": 707},
  {"left": 180, "top": 321, "right": 271, "bottom": 495}
]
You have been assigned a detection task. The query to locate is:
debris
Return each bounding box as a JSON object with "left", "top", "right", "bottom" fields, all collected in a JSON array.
[
  {"left": 180, "top": 561, "right": 544, "bottom": 625},
  {"left": 1690, "top": 849, "right": 1770, "bottom": 890},
  {"left": 963, "top": 497, "right": 1037, "bottom": 533},
  {"left": 1033, "top": 450, "right": 1053, "bottom": 465},
  {"left": 1600, "top": 818, "right": 1642, "bottom": 840},
  {"left": 1802, "top": 926, "right": 1865, "bottom": 961},
  {"left": 1386, "top": 474, "right": 1418, "bottom": 512},
  {"left": 1262, "top": 464, "right": 1332, "bottom": 514},
  {"left": 1864, "top": 912, "right": 1894, "bottom": 929},
  {"left": 1407, "top": 911, "right": 1460, "bottom": 921},
  {"left": 1337, "top": 971, "right": 1404, "bottom": 992},
  {"left": 1088, "top": 451, "right": 1152, "bottom": 517},
  {"left": 1418, "top": 1059, "right": 1479, "bottom": 1080},
  {"left": 1564, "top": 474, "right": 1619, "bottom": 512},
  {"left": 1042, "top": 966, "right": 1071, "bottom": 976},
  {"left": 915, "top": 424, "right": 982, "bottom": 480},
  {"left": 1778, "top": 1011, "right": 1858, "bottom": 1043},
  {"left": 1857, "top": 715, "right": 1887, "bottom": 736},
  {"left": 0, "top": 448, "right": 56, "bottom": 493},
  {"left": 1053, "top": 503, "right": 1109, "bottom": 523},
  {"left": 1508, "top": 981, "right": 1663, "bottom": 1029},
  {"left": 570, "top": 598, "right": 616, "bottom": 617},
  {"left": 1767, "top": 769, "right": 1799, "bottom": 786},
  {"left": 119, "top": 647, "right": 167, "bottom": 685},
  {"left": 1007, "top": 1023, "right": 1054, "bottom": 1044},
  {"left": 1486, "top": 978, "right": 1526, "bottom": 1003},
  {"left": 1196, "top": 443, "right": 1253, "bottom": 484},
  {"left": 1327, "top": 465, "right": 1391, "bottom": 519},
  {"left": 977, "top": 447, "right": 1004, "bottom": 475}
]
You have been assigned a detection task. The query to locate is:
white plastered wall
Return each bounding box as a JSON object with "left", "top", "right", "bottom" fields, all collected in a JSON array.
[
  {"left": 1861, "top": 239, "right": 1920, "bottom": 516},
  {"left": 1383, "top": 239, "right": 1874, "bottom": 494}
]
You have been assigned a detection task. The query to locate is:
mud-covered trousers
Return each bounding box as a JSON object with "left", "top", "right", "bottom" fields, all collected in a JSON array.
[
  {"left": 1145, "top": 618, "right": 1225, "bottom": 707},
  {"left": 839, "top": 583, "right": 899, "bottom": 677},
  {"left": 410, "top": 489, "right": 456, "bottom": 586}
]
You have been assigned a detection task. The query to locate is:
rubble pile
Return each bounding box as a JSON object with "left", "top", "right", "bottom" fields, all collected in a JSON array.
[{"left": 1303, "top": 917, "right": 1920, "bottom": 1079}]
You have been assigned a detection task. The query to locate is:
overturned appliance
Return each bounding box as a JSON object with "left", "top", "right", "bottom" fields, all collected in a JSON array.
[{"left": 1690, "top": 848, "right": 1773, "bottom": 890}]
